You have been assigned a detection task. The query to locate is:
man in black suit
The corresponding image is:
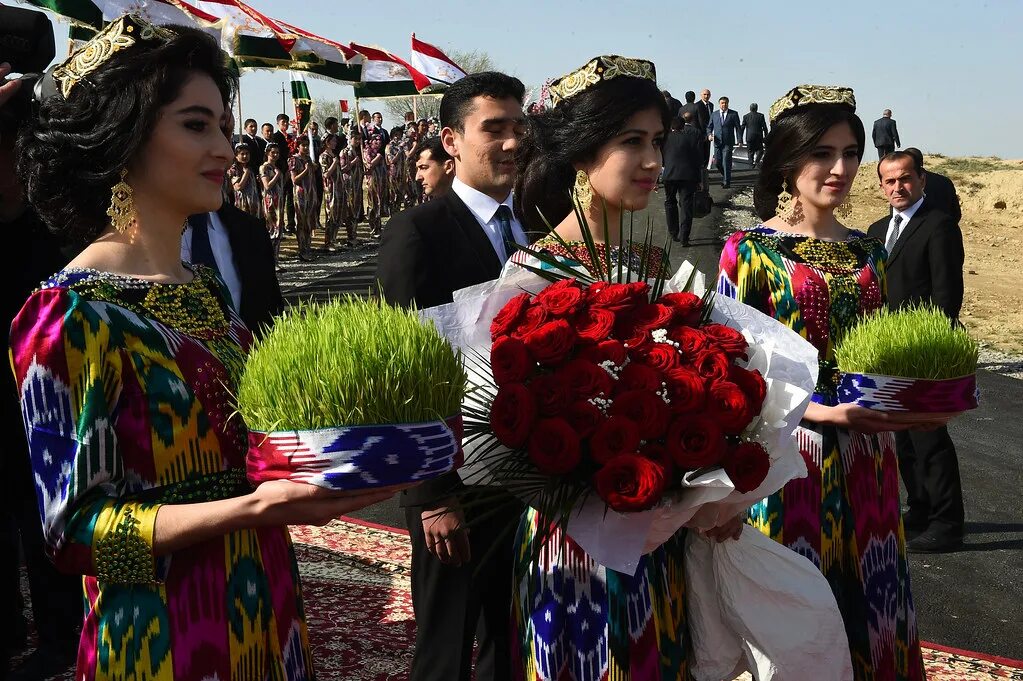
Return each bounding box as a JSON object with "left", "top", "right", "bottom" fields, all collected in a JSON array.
[
  {"left": 240, "top": 117, "right": 266, "bottom": 173},
  {"left": 271, "top": 113, "right": 296, "bottom": 231},
  {"left": 662, "top": 112, "right": 704, "bottom": 246},
  {"left": 868, "top": 151, "right": 966, "bottom": 553},
  {"left": 740, "top": 103, "right": 769, "bottom": 169},
  {"left": 707, "top": 95, "right": 742, "bottom": 187},
  {"left": 904, "top": 147, "right": 962, "bottom": 223},
  {"left": 377, "top": 71, "right": 527, "bottom": 681},
  {"left": 872, "top": 108, "right": 901, "bottom": 159},
  {"left": 662, "top": 89, "right": 682, "bottom": 120},
  {"left": 184, "top": 202, "right": 285, "bottom": 336}
]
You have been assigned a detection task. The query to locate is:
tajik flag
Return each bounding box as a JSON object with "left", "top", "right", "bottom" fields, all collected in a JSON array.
[
  {"left": 291, "top": 73, "right": 312, "bottom": 133},
  {"left": 190, "top": 0, "right": 295, "bottom": 56},
  {"left": 410, "top": 34, "right": 467, "bottom": 86},
  {"left": 95, "top": 0, "right": 221, "bottom": 38},
  {"left": 350, "top": 42, "right": 430, "bottom": 99}
]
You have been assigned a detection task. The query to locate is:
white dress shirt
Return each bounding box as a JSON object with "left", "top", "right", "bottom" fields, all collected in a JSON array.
[
  {"left": 885, "top": 194, "right": 926, "bottom": 249},
  {"left": 451, "top": 177, "right": 527, "bottom": 262},
  {"left": 181, "top": 211, "right": 242, "bottom": 312}
]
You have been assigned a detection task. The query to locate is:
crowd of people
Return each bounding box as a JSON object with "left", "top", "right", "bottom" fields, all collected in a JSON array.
[
  {"left": 0, "top": 7, "right": 970, "bottom": 681},
  {"left": 228, "top": 109, "right": 449, "bottom": 261}
]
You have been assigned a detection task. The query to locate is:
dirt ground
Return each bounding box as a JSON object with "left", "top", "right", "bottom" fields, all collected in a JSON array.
[{"left": 843, "top": 156, "right": 1023, "bottom": 354}]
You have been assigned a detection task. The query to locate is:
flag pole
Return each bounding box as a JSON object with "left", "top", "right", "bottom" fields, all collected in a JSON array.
[{"left": 236, "top": 81, "right": 243, "bottom": 140}]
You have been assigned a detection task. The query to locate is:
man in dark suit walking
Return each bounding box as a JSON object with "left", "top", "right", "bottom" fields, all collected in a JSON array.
[
  {"left": 872, "top": 108, "right": 901, "bottom": 159},
  {"left": 377, "top": 71, "right": 527, "bottom": 681},
  {"left": 904, "top": 147, "right": 962, "bottom": 223},
  {"left": 868, "top": 151, "right": 966, "bottom": 553},
  {"left": 740, "top": 103, "right": 769, "bottom": 169},
  {"left": 707, "top": 95, "right": 741, "bottom": 187},
  {"left": 662, "top": 112, "right": 705, "bottom": 246}
]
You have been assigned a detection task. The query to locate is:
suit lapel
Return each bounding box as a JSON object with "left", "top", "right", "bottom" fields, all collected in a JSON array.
[
  {"left": 887, "top": 206, "right": 929, "bottom": 266},
  {"left": 445, "top": 192, "right": 503, "bottom": 277}
]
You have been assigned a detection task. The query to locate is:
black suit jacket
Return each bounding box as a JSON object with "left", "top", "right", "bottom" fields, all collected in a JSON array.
[
  {"left": 680, "top": 102, "right": 703, "bottom": 128},
  {"left": 867, "top": 197, "right": 964, "bottom": 320},
  {"left": 216, "top": 203, "right": 285, "bottom": 335},
  {"left": 924, "top": 170, "right": 962, "bottom": 223},
  {"left": 377, "top": 190, "right": 504, "bottom": 507},
  {"left": 662, "top": 124, "right": 705, "bottom": 182},
  {"left": 741, "top": 111, "right": 769, "bottom": 143},
  {"left": 872, "top": 117, "right": 900, "bottom": 147},
  {"left": 696, "top": 100, "right": 713, "bottom": 133}
]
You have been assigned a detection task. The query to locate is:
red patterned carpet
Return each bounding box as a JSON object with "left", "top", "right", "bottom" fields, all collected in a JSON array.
[{"left": 14, "top": 517, "right": 1023, "bottom": 679}]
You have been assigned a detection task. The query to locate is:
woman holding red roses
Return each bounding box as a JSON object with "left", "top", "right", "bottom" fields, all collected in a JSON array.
[
  {"left": 505, "top": 56, "right": 736, "bottom": 681},
  {"left": 717, "top": 86, "right": 926, "bottom": 681}
]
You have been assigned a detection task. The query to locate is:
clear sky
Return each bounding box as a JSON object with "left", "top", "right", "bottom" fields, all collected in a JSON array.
[{"left": 42, "top": 0, "right": 1023, "bottom": 157}]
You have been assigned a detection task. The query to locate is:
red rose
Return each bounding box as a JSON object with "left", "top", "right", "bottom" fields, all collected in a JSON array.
[
  {"left": 724, "top": 441, "right": 771, "bottom": 493},
  {"left": 694, "top": 348, "right": 731, "bottom": 383},
  {"left": 491, "top": 292, "right": 530, "bottom": 340},
  {"left": 529, "top": 373, "right": 572, "bottom": 415},
  {"left": 668, "top": 325, "right": 710, "bottom": 361},
  {"left": 523, "top": 319, "right": 577, "bottom": 366},
  {"left": 574, "top": 307, "right": 616, "bottom": 343},
  {"left": 664, "top": 367, "right": 707, "bottom": 414},
  {"left": 637, "top": 344, "right": 680, "bottom": 374},
  {"left": 593, "top": 454, "right": 666, "bottom": 512},
  {"left": 557, "top": 358, "right": 613, "bottom": 399},
  {"left": 511, "top": 304, "right": 549, "bottom": 340},
  {"left": 628, "top": 303, "right": 675, "bottom": 331},
  {"left": 576, "top": 339, "right": 628, "bottom": 367},
  {"left": 657, "top": 292, "right": 704, "bottom": 326},
  {"left": 640, "top": 442, "right": 675, "bottom": 480},
  {"left": 590, "top": 416, "right": 641, "bottom": 465},
  {"left": 702, "top": 323, "right": 749, "bottom": 360},
  {"left": 589, "top": 281, "right": 649, "bottom": 312},
  {"left": 665, "top": 415, "right": 727, "bottom": 470},
  {"left": 528, "top": 417, "right": 582, "bottom": 475},
  {"left": 535, "top": 279, "right": 586, "bottom": 317},
  {"left": 564, "top": 399, "right": 604, "bottom": 438},
  {"left": 620, "top": 327, "right": 651, "bottom": 354},
  {"left": 618, "top": 363, "right": 663, "bottom": 393},
  {"left": 609, "top": 390, "right": 671, "bottom": 440},
  {"left": 491, "top": 335, "right": 532, "bottom": 386},
  {"left": 490, "top": 384, "right": 537, "bottom": 448},
  {"left": 729, "top": 366, "right": 768, "bottom": 415},
  {"left": 706, "top": 380, "right": 755, "bottom": 435}
]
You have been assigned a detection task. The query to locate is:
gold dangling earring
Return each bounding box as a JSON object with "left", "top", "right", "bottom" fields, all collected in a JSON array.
[
  {"left": 777, "top": 183, "right": 803, "bottom": 227},
  {"left": 836, "top": 199, "right": 853, "bottom": 219},
  {"left": 107, "top": 169, "right": 136, "bottom": 234},
  {"left": 574, "top": 169, "right": 593, "bottom": 212}
]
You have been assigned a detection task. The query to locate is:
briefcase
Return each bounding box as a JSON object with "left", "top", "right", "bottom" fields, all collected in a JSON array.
[{"left": 694, "top": 190, "right": 713, "bottom": 218}]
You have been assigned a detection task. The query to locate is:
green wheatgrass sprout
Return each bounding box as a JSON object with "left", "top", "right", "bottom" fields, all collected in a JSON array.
[
  {"left": 236, "top": 297, "right": 466, "bottom": 431},
  {"left": 835, "top": 305, "right": 979, "bottom": 380}
]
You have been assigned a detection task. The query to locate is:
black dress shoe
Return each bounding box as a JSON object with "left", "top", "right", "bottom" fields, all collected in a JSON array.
[
  {"left": 902, "top": 512, "right": 928, "bottom": 541},
  {"left": 681, "top": 240, "right": 691, "bottom": 247},
  {"left": 906, "top": 527, "right": 964, "bottom": 554}
]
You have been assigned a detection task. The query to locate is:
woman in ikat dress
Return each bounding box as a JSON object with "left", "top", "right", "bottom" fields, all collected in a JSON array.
[
  {"left": 12, "top": 16, "right": 397, "bottom": 680},
  {"left": 716, "top": 86, "right": 929, "bottom": 681}
]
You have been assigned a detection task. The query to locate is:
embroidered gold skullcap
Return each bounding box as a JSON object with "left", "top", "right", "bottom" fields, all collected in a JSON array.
[
  {"left": 769, "top": 85, "right": 856, "bottom": 122},
  {"left": 51, "top": 14, "right": 176, "bottom": 99},
  {"left": 548, "top": 55, "right": 657, "bottom": 107}
]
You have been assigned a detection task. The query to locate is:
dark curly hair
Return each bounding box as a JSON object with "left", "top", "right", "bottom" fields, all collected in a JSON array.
[
  {"left": 753, "top": 104, "right": 865, "bottom": 221},
  {"left": 18, "top": 23, "right": 237, "bottom": 246},
  {"left": 514, "top": 76, "right": 670, "bottom": 236}
]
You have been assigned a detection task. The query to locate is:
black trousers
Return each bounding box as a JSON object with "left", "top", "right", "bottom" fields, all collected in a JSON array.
[
  {"left": 896, "top": 427, "right": 965, "bottom": 531},
  {"left": 664, "top": 180, "right": 698, "bottom": 242},
  {"left": 747, "top": 139, "right": 764, "bottom": 168},
  {"left": 877, "top": 144, "right": 895, "bottom": 160},
  {"left": 404, "top": 489, "right": 523, "bottom": 681}
]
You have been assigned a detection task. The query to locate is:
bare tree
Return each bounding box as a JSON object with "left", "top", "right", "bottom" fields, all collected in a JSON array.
[{"left": 381, "top": 49, "right": 498, "bottom": 121}]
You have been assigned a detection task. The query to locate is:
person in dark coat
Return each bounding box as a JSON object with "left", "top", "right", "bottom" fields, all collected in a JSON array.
[
  {"left": 662, "top": 89, "right": 682, "bottom": 119},
  {"left": 868, "top": 151, "right": 966, "bottom": 554},
  {"left": 904, "top": 147, "right": 962, "bottom": 223},
  {"left": 740, "top": 102, "right": 769, "bottom": 168},
  {"left": 662, "top": 112, "right": 705, "bottom": 245},
  {"left": 871, "top": 108, "right": 900, "bottom": 159}
]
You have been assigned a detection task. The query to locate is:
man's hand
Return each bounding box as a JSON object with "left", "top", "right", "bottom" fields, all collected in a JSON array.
[
  {"left": 422, "top": 498, "right": 470, "bottom": 566},
  {"left": 0, "top": 63, "right": 23, "bottom": 111}
]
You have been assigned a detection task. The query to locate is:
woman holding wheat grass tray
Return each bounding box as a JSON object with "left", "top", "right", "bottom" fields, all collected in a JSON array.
[{"left": 11, "top": 16, "right": 398, "bottom": 680}]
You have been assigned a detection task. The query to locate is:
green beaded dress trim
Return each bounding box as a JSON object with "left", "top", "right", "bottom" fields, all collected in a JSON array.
[{"left": 95, "top": 505, "right": 155, "bottom": 584}]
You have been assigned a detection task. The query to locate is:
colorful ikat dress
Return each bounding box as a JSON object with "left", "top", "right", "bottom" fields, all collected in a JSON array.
[
  {"left": 717, "top": 226, "right": 925, "bottom": 681},
  {"left": 512, "top": 238, "right": 691, "bottom": 681},
  {"left": 9, "top": 266, "right": 316, "bottom": 681}
]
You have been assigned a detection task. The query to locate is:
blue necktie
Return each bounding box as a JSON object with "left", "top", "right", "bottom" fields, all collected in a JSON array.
[
  {"left": 495, "top": 205, "right": 517, "bottom": 262},
  {"left": 188, "top": 213, "right": 220, "bottom": 275}
]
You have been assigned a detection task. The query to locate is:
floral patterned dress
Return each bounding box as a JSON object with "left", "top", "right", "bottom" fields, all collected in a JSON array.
[
  {"left": 319, "top": 150, "right": 342, "bottom": 249},
  {"left": 717, "top": 226, "right": 925, "bottom": 681},
  {"left": 339, "top": 144, "right": 364, "bottom": 244},
  {"left": 386, "top": 138, "right": 406, "bottom": 214},
  {"left": 363, "top": 133, "right": 386, "bottom": 234},
  {"left": 512, "top": 238, "right": 691, "bottom": 681},
  {"left": 260, "top": 161, "right": 284, "bottom": 260},
  {"left": 228, "top": 161, "right": 263, "bottom": 219},
  {"left": 9, "top": 266, "right": 315, "bottom": 681},
  {"left": 289, "top": 153, "right": 319, "bottom": 258}
]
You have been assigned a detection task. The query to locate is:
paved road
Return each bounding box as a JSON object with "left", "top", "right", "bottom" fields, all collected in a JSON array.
[{"left": 281, "top": 160, "right": 1023, "bottom": 660}]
